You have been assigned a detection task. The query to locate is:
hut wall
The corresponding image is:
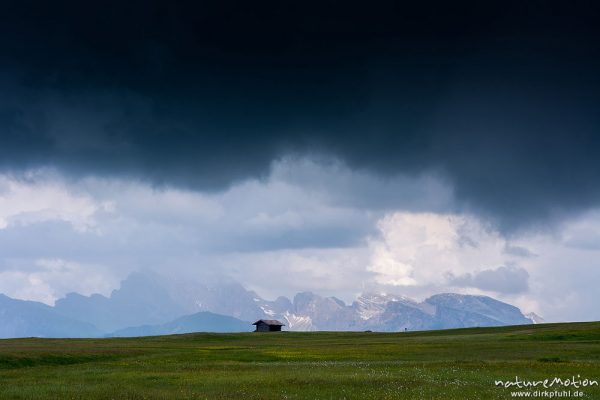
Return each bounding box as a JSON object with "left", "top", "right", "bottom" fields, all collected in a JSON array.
[{"left": 255, "top": 323, "right": 270, "bottom": 332}]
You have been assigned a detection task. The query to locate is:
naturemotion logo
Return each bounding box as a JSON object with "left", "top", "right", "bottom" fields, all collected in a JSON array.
[
  {"left": 495, "top": 376, "right": 598, "bottom": 390},
  {"left": 495, "top": 375, "right": 598, "bottom": 398}
]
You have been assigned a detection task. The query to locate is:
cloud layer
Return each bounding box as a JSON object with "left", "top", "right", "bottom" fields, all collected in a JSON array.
[{"left": 0, "top": 162, "right": 599, "bottom": 322}]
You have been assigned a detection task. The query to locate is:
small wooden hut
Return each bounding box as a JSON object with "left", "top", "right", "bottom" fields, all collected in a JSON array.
[{"left": 252, "top": 319, "right": 285, "bottom": 332}]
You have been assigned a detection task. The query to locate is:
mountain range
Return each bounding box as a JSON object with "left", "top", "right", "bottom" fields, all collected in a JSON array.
[
  {"left": 0, "top": 270, "right": 538, "bottom": 338},
  {"left": 110, "top": 311, "right": 251, "bottom": 337}
]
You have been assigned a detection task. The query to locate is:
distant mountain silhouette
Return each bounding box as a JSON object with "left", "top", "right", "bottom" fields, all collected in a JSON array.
[
  {"left": 0, "top": 271, "right": 539, "bottom": 338},
  {"left": 0, "top": 294, "right": 102, "bottom": 338},
  {"left": 54, "top": 271, "right": 184, "bottom": 332},
  {"left": 110, "top": 312, "right": 250, "bottom": 337}
]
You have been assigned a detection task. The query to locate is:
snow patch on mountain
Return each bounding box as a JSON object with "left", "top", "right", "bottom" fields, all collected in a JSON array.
[
  {"left": 525, "top": 312, "right": 545, "bottom": 324},
  {"left": 282, "top": 311, "right": 314, "bottom": 331}
]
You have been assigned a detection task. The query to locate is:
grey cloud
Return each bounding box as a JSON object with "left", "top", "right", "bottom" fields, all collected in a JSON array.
[
  {"left": 504, "top": 245, "right": 537, "bottom": 258},
  {"left": 270, "top": 157, "right": 454, "bottom": 213},
  {"left": 0, "top": 165, "right": 397, "bottom": 262},
  {"left": 446, "top": 266, "right": 530, "bottom": 294},
  {"left": 562, "top": 216, "right": 600, "bottom": 251}
]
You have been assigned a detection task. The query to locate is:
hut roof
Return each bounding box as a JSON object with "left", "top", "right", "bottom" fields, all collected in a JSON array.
[{"left": 252, "top": 319, "right": 285, "bottom": 326}]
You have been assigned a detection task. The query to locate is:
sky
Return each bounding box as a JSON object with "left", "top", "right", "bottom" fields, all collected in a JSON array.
[{"left": 0, "top": 0, "right": 600, "bottom": 321}]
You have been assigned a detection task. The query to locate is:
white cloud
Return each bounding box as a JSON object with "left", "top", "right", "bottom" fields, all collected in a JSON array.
[
  {"left": 0, "top": 173, "right": 108, "bottom": 232},
  {"left": 0, "top": 258, "right": 116, "bottom": 305},
  {"left": 367, "top": 212, "right": 508, "bottom": 288},
  {"left": 220, "top": 247, "right": 371, "bottom": 302}
]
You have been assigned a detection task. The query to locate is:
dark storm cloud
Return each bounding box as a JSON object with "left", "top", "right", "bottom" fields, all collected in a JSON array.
[{"left": 1, "top": 0, "right": 600, "bottom": 229}]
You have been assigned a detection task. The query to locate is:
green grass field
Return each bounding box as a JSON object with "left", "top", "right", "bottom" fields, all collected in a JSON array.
[{"left": 1, "top": 322, "right": 599, "bottom": 399}]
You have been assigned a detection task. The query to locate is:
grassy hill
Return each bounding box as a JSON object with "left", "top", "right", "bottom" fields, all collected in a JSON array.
[{"left": 1, "top": 322, "right": 599, "bottom": 399}]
